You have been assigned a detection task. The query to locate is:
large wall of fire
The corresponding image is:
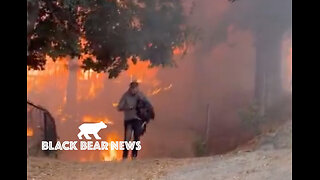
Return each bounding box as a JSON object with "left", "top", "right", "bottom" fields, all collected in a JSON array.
[{"left": 27, "top": 0, "right": 292, "bottom": 162}]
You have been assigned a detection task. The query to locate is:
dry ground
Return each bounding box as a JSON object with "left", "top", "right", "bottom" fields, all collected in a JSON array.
[{"left": 27, "top": 120, "right": 292, "bottom": 180}]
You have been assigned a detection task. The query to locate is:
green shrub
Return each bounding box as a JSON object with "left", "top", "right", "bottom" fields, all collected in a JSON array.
[
  {"left": 192, "top": 135, "right": 207, "bottom": 157},
  {"left": 239, "top": 103, "right": 265, "bottom": 135}
]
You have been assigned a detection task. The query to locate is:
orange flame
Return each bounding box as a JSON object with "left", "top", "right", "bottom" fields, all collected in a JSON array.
[
  {"left": 27, "top": 40, "right": 180, "bottom": 162},
  {"left": 27, "top": 128, "right": 34, "bottom": 137},
  {"left": 27, "top": 56, "right": 69, "bottom": 94},
  {"left": 82, "top": 115, "right": 113, "bottom": 125},
  {"left": 101, "top": 134, "right": 122, "bottom": 161},
  {"left": 126, "top": 58, "right": 158, "bottom": 84},
  {"left": 77, "top": 69, "right": 105, "bottom": 102},
  {"left": 148, "top": 83, "right": 173, "bottom": 96},
  {"left": 172, "top": 45, "right": 187, "bottom": 56}
]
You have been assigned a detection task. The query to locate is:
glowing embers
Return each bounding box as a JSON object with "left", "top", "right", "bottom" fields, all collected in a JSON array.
[
  {"left": 27, "top": 128, "right": 34, "bottom": 137},
  {"left": 112, "top": 103, "right": 119, "bottom": 108},
  {"left": 148, "top": 83, "right": 173, "bottom": 96}
]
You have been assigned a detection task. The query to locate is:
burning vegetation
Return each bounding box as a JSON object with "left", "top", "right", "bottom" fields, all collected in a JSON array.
[
  {"left": 27, "top": 0, "right": 291, "bottom": 162},
  {"left": 27, "top": 128, "right": 34, "bottom": 137},
  {"left": 27, "top": 54, "right": 176, "bottom": 161}
]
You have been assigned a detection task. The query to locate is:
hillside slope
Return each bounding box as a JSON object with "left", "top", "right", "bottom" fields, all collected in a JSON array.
[{"left": 27, "top": 119, "right": 292, "bottom": 180}]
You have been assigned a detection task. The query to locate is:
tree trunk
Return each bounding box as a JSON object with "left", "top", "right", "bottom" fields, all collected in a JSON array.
[
  {"left": 255, "top": 31, "right": 284, "bottom": 115},
  {"left": 65, "top": 58, "right": 78, "bottom": 115}
]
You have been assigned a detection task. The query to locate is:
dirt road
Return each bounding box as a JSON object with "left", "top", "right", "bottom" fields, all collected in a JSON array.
[{"left": 27, "top": 120, "right": 292, "bottom": 180}]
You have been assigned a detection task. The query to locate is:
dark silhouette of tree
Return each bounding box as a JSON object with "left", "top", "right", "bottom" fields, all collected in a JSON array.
[{"left": 27, "top": 0, "right": 194, "bottom": 78}]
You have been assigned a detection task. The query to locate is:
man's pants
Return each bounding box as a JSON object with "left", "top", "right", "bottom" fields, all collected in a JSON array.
[{"left": 123, "top": 119, "right": 142, "bottom": 159}]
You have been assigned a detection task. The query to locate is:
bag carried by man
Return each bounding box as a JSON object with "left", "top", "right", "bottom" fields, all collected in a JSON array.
[{"left": 136, "top": 98, "right": 155, "bottom": 136}]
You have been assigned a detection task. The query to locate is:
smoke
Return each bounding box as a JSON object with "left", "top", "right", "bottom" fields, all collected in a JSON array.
[
  {"left": 140, "top": 0, "right": 292, "bottom": 156},
  {"left": 27, "top": 0, "right": 292, "bottom": 160}
]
